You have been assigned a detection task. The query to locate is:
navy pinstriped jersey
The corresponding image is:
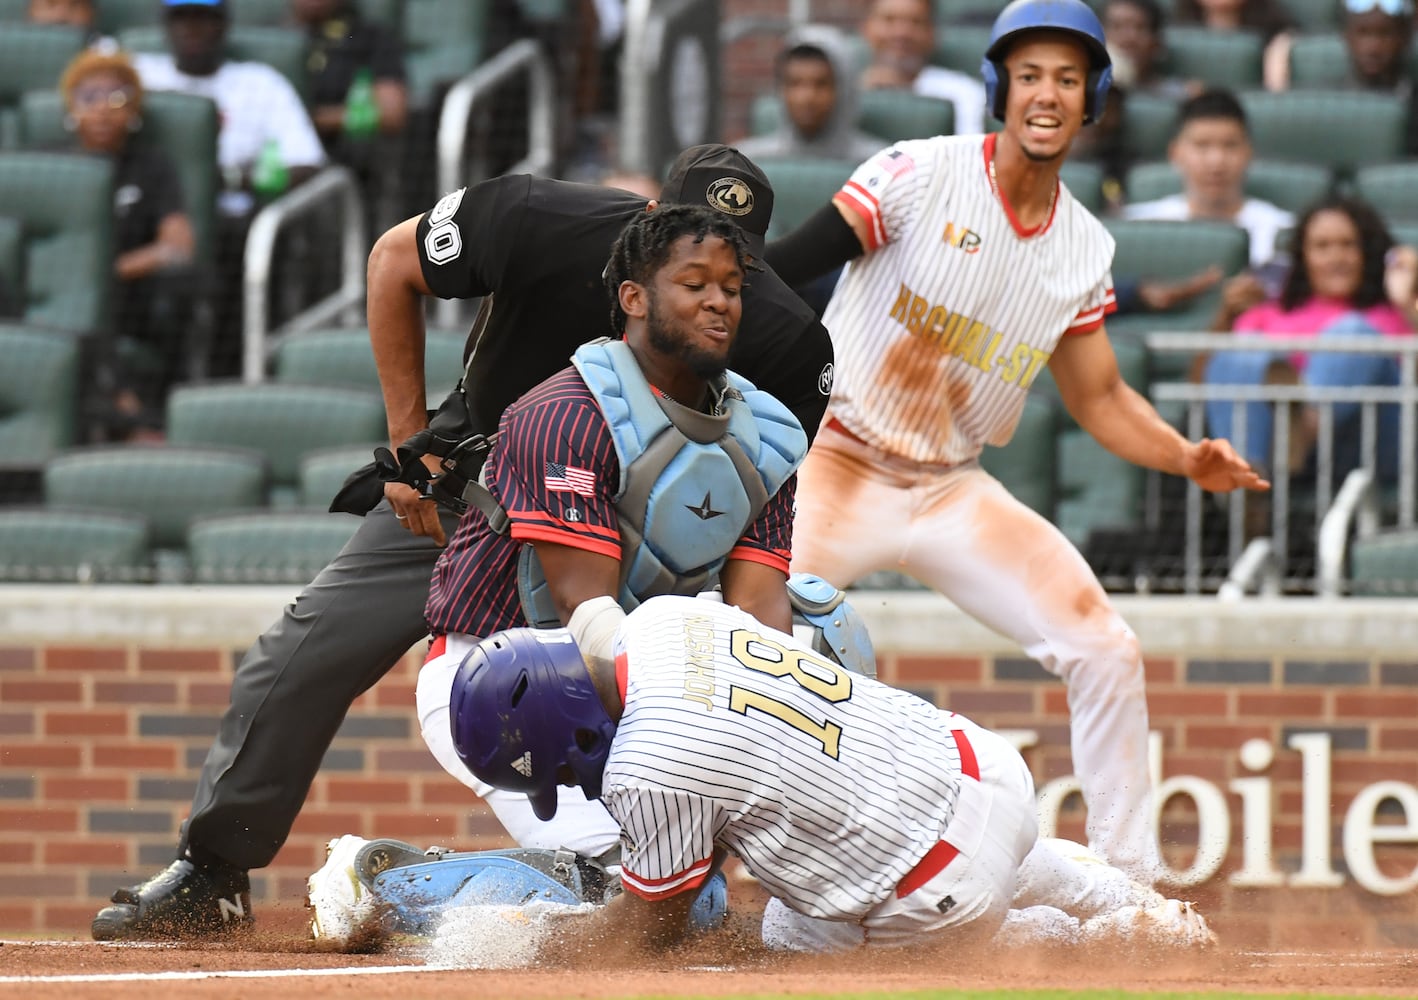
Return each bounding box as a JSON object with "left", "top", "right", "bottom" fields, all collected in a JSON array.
[
  {"left": 602, "top": 596, "right": 966, "bottom": 921},
  {"left": 424, "top": 369, "right": 796, "bottom": 638}
]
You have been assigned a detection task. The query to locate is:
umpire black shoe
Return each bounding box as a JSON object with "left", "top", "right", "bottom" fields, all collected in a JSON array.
[{"left": 91, "top": 858, "right": 253, "bottom": 941}]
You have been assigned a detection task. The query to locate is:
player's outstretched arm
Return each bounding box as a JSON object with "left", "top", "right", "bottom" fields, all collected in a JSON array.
[
  {"left": 367, "top": 215, "right": 447, "bottom": 542},
  {"left": 1049, "top": 328, "right": 1270, "bottom": 494},
  {"left": 537, "top": 884, "right": 700, "bottom": 966}
]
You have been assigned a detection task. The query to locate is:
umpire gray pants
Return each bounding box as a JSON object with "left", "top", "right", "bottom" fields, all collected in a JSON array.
[{"left": 178, "top": 499, "right": 461, "bottom": 870}]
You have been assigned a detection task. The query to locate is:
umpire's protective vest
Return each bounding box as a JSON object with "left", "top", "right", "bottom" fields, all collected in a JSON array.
[{"left": 517, "top": 338, "right": 807, "bottom": 628}]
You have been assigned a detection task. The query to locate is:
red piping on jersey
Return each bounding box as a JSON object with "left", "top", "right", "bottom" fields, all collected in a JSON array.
[
  {"left": 895, "top": 727, "right": 981, "bottom": 898},
  {"left": 1064, "top": 289, "right": 1118, "bottom": 335},
  {"left": 615, "top": 650, "right": 628, "bottom": 703},
  {"left": 424, "top": 634, "right": 447, "bottom": 665},
  {"left": 620, "top": 855, "right": 713, "bottom": 900},
  {"left": 835, "top": 185, "right": 886, "bottom": 251},
  {"left": 510, "top": 524, "right": 622, "bottom": 560},
  {"left": 982, "top": 133, "right": 1058, "bottom": 240},
  {"left": 726, "top": 544, "right": 791, "bottom": 575},
  {"left": 511, "top": 509, "right": 619, "bottom": 541}
]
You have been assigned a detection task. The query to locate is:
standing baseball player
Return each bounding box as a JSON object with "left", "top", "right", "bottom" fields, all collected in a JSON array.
[
  {"left": 445, "top": 595, "right": 1215, "bottom": 959},
  {"left": 413, "top": 202, "right": 804, "bottom": 864},
  {"left": 92, "top": 147, "right": 834, "bottom": 941},
  {"left": 763, "top": 0, "right": 1268, "bottom": 883}
]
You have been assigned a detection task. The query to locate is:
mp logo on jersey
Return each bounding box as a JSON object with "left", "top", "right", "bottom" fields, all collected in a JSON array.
[
  {"left": 706, "top": 177, "right": 754, "bottom": 216},
  {"left": 942, "top": 222, "right": 981, "bottom": 254}
]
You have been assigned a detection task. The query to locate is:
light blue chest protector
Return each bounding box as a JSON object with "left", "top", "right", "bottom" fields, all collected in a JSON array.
[{"left": 517, "top": 338, "right": 807, "bottom": 627}]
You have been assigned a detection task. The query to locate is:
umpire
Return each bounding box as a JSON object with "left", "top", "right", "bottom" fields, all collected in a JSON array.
[{"left": 91, "top": 146, "right": 836, "bottom": 941}]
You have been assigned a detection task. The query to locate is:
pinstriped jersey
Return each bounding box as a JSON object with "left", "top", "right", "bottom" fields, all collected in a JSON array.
[
  {"left": 424, "top": 371, "right": 795, "bottom": 638},
  {"left": 601, "top": 596, "right": 965, "bottom": 921},
  {"left": 826, "top": 133, "right": 1117, "bottom": 466}
]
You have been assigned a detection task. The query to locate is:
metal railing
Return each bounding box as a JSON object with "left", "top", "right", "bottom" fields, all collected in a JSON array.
[
  {"left": 434, "top": 38, "right": 556, "bottom": 329},
  {"left": 242, "top": 166, "right": 367, "bottom": 383},
  {"left": 1146, "top": 332, "right": 1418, "bottom": 594}
]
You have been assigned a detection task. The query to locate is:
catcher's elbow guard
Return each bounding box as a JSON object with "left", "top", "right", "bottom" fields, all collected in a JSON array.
[{"left": 786, "top": 573, "right": 877, "bottom": 679}]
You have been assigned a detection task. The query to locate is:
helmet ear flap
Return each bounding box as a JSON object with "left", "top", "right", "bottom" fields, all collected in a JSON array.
[{"left": 981, "top": 57, "right": 1005, "bottom": 122}]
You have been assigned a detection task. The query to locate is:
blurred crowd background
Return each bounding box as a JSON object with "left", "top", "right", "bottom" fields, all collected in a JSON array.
[{"left": 1, "top": 0, "right": 1416, "bottom": 596}]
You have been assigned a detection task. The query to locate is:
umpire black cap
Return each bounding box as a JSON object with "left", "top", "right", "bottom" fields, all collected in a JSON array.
[{"left": 659, "top": 144, "right": 774, "bottom": 257}]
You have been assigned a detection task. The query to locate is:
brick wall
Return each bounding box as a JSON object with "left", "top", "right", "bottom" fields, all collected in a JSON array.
[{"left": 1, "top": 592, "right": 1416, "bottom": 944}]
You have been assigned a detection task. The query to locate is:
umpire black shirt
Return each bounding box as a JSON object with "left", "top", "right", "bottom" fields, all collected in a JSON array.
[{"left": 413, "top": 175, "right": 835, "bottom": 441}]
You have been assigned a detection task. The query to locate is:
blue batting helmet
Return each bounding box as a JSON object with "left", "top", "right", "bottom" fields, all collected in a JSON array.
[
  {"left": 449, "top": 628, "right": 617, "bottom": 822},
  {"left": 980, "top": 0, "right": 1113, "bottom": 125}
]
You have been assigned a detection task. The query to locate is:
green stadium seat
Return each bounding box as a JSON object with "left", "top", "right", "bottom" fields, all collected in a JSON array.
[
  {"left": 1390, "top": 220, "right": 1418, "bottom": 249},
  {"left": 931, "top": 23, "right": 995, "bottom": 75},
  {"left": 1349, "top": 528, "right": 1418, "bottom": 596},
  {"left": 0, "top": 324, "right": 81, "bottom": 471},
  {"left": 273, "top": 328, "right": 466, "bottom": 400},
  {"left": 119, "top": 26, "right": 311, "bottom": 99},
  {"left": 1104, "top": 218, "right": 1250, "bottom": 378},
  {"left": 755, "top": 157, "right": 856, "bottom": 240},
  {"left": 1284, "top": 0, "right": 1342, "bottom": 31},
  {"left": 0, "top": 23, "right": 84, "bottom": 149},
  {"left": 20, "top": 90, "right": 220, "bottom": 272},
  {"left": 978, "top": 393, "right": 1057, "bottom": 518},
  {"left": 1124, "top": 159, "right": 1333, "bottom": 215},
  {"left": 403, "top": 0, "right": 487, "bottom": 105},
  {"left": 96, "top": 0, "right": 167, "bottom": 34},
  {"left": 1288, "top": 33, "right": 1418, "bottom": 88},
  {"left": 1162, "top": 27, "right": 1264, "bottom": 90},
  {"left": 227, "top": 0, "right": 405, "bottom": 26},
  {"left": 43, "top": 444, "right": 267, "bottom": 550},
  {"left": 934, "top": 0, "right": 1009, "bottom": 25},
  {"left": 1060, "top": 159, "right": 1105, "bottom": 214},
  {"left": 0, "top": 0, "right": 27, "bottom": 20},
  {"left": 165, "top": 382, "right": 389, "bottom": 505},
  {"left": 1354, "top": 162, "right": 1418, "bottom": 223},
  {"left": 0, "top": 507, "right": 151, "bottom": 583},
  {"left": 1055, "top": 427, "right": 1145, "bottom": 547},
  {"left": 1240, "top": 90, "right": 1406, "bottom": 176},
  {"left": 187, "top": 510, "right": 362, "bottom": 584},
  {"left": 299, "top": 444, "right": 383, "bottom": 509},
  {"left": 0, "top": 217, "right": 21, "bottom": 311},
  {"left": 0, "top": 151, "right": 113, "bottom": 334},
  {"left": 859, "top": 88, "right": 956, "bottom": 141},
  {"left": 1119, "top": 91, "right": 1180, "bottom": 164}
]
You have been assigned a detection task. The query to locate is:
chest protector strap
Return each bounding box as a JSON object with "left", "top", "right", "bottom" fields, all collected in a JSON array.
[{"left": 517, "top": 338, "right": 806, "bottom": 628}]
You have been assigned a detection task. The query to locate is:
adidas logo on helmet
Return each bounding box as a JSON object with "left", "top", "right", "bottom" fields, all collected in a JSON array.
[{"left": 511, "top": 752, "right": 533, "bottom": 778}]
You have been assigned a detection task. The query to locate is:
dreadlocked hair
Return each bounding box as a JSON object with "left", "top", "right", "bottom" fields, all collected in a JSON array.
[{"left": 603, "top": 203, "right": 751, "bottom": 335}]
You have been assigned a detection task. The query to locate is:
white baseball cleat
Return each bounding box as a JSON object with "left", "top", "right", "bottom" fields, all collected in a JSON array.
[
  {"left": 1081, "top": 898, "right": 1218, "bottom": 950},
  {"left": 306, "top": 834, "right": 381, "bottom": 949}
]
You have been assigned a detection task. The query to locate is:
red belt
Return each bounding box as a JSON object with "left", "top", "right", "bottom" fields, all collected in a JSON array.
[
  {"left": 896, "top": 728, "right": 980, "bottom": 898},
  {"left": 825, "top": 415, "right": 870, "bottom": 447}
]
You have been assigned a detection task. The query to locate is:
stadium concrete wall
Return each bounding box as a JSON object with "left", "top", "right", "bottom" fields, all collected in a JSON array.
[{"left": 0, "top": 586, "right": 1415, "bottom": 945}]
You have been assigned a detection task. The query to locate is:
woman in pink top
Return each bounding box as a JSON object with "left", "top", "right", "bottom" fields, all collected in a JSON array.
[{"left": 1205, "top": 196, "right": 1414, "bottom": 484}]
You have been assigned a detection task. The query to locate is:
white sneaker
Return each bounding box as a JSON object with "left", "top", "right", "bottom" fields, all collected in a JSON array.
[
  {"left": 306, "top": 835, "right": 383, "bottom": 949},
  {"left": 1081, "top": 898, "right": 1218, "bottom": 950}
]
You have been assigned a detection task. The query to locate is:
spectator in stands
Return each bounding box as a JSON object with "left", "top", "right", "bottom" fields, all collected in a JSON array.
[
  {"left": 1205, "top": 196, "right": 1414, "bottom": 487},
  {"left": 1172, "top": 0, "right": 1295, "bottom": 91},
  {"left": 1340, "top": 0, "right": 1418, "bottom": 154},
  {"left": 133, "top": 0, "right": 326, "bottom": 214},
  {"left": 1124, "top": 89, "right": 1293, "bottom": 269},
  {"left": 61, "top": 49, "right": 195, "bottom": 436},
  {"left": 133, "top": 0, "right": 326, "bottom": 376},
  {"left": 860, "top": 0, "right": 987, "bottom": 136},
  {"left": 1101, "top": 0, "right": 1195, "bottom": 99},
  {"left": 1387, "top": 243, "right": 1418, "bottom": 330},
  {"left": 737, "top": 27, "right": 885, "bottom": 165},
  {"left": 28, "top": 0, "right": 112, "bottom": 49},
  {"left": 289, "top": 0, "right": 407, "bottom": 158}
]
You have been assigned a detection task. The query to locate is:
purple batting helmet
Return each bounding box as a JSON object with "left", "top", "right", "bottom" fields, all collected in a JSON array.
[
  {"left": 449, "top": 627, "right": 617, "bottom": 822},
  {"left": 981, "top": 0, "right": 1113, "bottom": 124}
]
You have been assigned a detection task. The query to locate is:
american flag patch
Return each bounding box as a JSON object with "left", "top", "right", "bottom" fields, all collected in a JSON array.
[
  {"left": 544, "top": 462, "right": 596, "bottom": 498},
  {"left": 879, "top": 149, "right": 915, "bottom": 178}
]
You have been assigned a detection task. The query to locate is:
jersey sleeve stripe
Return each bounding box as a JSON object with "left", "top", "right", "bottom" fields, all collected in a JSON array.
[
  {"left": 619, "top": 855, "right": 714, "bottom": 900},
  {"left": 1063, "top": 289, "right": 1117, "bottom": 335},
  {"left": 509, "top": 523, "right": 621, "bottom": 559},
  {"left": 836, "top": 184, "right": 886, "bottom": 250},
  {"left": 727, "top": 545, "right": 790, "bottom": 574},
  {"left": 510, "top": 509, "right": 619, "bottom": 542}
]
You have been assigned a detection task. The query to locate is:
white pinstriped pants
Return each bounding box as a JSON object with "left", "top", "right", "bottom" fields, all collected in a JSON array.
[{"left": 790, "top": 422, "right": 1161, "bottom": 882}]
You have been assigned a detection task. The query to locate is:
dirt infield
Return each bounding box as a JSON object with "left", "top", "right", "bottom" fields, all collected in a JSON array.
[{"left": 2, "top": 905, "right": 1417, "bottom": 999}]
